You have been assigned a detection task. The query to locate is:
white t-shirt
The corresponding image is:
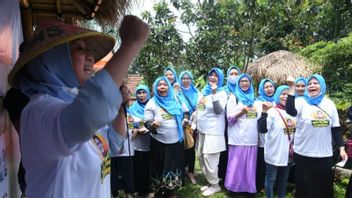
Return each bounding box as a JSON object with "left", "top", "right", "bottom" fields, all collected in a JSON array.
[
  {"left": 21, "top": 94, "right": 124, "bottom": 198},
  {"left": 144, "top": 98, "right": 179, "bottom": 144},
  {"left": 258, "top": 101, "right": 276, "bottom": 148},
  {"left": 265, "top": 108, "right": 296, "bottom": 166},
  {"left": 113, "top": 111, "right": 135, "bottom": 157},
  {"left": 196, "top": 90, "right": 227, "bottom": 135},
  {"left": 131, "top": 116, "right": 150, "bottom": 152},
  {"left": 227, "top": 95, "right": 262, "bottom": 146},
  {"left": 294, "top": 97, "right": 340, "bottom": 157}
]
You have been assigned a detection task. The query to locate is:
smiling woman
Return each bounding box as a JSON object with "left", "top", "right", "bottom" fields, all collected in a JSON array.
[{"left": 286, "top": 74, "right": 348, "bottom": 198}]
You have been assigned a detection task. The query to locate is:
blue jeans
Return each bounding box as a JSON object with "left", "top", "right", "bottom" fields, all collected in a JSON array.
[{"left": 265, "top": 163, "right": 291, "bottom": 198}]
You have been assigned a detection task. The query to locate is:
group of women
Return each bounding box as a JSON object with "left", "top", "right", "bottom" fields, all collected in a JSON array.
[{"left": 119, "top": 66, "right": 348, "bottom": 198}]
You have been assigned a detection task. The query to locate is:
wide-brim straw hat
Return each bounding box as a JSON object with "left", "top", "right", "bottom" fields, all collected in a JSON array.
[{"left": 8, "top": 19, "right": 116, "bottom": 87}]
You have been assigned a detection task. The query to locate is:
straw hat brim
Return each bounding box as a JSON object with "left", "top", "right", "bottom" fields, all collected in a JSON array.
[{"left": 8, "top": 25, "right": 115, "bottom": 87}]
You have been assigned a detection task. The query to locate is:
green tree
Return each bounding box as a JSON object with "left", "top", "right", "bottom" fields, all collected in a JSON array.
[{"left": 131, "top": 1, "right": 186, "bottom": 87}]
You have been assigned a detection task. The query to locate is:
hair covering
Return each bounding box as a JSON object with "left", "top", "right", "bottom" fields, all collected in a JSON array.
[
  {"left": 295, "top": 77, "right": 307, "bottom": 97},
  {"left": 274, "top": 85, "right": 289, "bottom": 105},
  {"left": 153, "top": 76, "right": 184, "bottom": 142},
  {"left": 129, "top": 84, "right": 150, "bottom": 119},
  {"left": 201, "top": 67, "right": 225, "bottom": 96},
  {"left": 19, "top": 43, "right": 79, "bottom": 102},
  {"left": 164, "top": 67, "right": 179, "bottom": 85},
  {"left": 304, "top": 74, "right": 326, "bottom": 105},
  {"left": 225, "top": 65, "right": 241, "bottom": 94},
  {"left": 235, "top": 73, "right": 255, "bottom": 106},
  {"left": 179, "top": 71, "right": 199, "bottom": 114},
  {"left": 256, "top": 78, "right": 275, "bottom": 102}
]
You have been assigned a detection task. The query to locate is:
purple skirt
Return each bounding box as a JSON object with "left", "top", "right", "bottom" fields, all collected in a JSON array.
[{"left": 225, "top": 145, "right": 257, "bottom": 193}]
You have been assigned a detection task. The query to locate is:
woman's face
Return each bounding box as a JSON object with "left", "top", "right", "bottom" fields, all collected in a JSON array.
[
  {"left": 136, "top": 90, "right": 148, "bottom": 103},
  {"left": 208, "top": 71, "right": 218, "bottom": 86},
  {"left": 181, "top": 74, "right": 191, "bottom": 88},
  {"left": 279, "top": 90, "right": 288, "bottom": 106},
  {"left": 264, "top": 81, "right": 275, "bottom": 97},
  {"left": 157, "top": 80, "right": 168, "bottom": 96},
  {"left": 70, "top": 39, "right": 95, "bottom": 86},
  {"left": 307, "top": 78, "right": 321, "bottom": 97},
  {"left": 165, "top": 70, "right": 175, "bottom": 84},
  {"left": 229, "top": 69, "right": 240, "bottom": 78},
  {"left": 239, "top": 77, "right": 250, "bottom": 91},
  {"left": 295, "top": 81, "right": 306, "bottom": 96}
]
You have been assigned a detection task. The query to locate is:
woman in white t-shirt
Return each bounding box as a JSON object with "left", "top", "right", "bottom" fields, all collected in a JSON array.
[
  {"left": 179, "top": 71, "right": 201, "bottom": 184},
  {"left": 255, "top": 78, "right": 276, "bottom": 192},
  {"left": 144, "top": 77, "right": 185, "bottom": 198},
  {"left": 258, "top": 85, "right": 295, "bottom": 198},
  {"left": 286, "top": 74, "right": 348, "bottom": 198},
  {"left": 129, "top": 84, "right": 152, "bottom": 197},
  {"left": 196, "top": 68, "right": 227, "bottom": 197},
  {"left": 225, "top": 73, "right": 262, "bottom": 196}
]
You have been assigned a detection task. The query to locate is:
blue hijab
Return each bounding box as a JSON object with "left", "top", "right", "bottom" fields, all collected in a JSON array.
[
  {"left": 164, "top": 67, "right": 179, "bottom": 85},
  {"left": 235, "top": 73, "right": 255, "bottom": 106},
  {"left": 274, "top": 85, "right": 289, "bottom": 105},
  {"left": 225, "top": 65, "right": 241, "bottom": 94},
  {"left": 304, "top": 74, "right": 326, "bottom": 105},
  {"left": 129, "top": 84, "right": 150, "bottom": 119},
  {"left": 256, "top": 78, "right": 275, "bottom": 102},
  {"left": 201, "top": 67, "right": 225, "bottom": 96},
  {"left": 179, "top": 71, "right": 199, "bottom": 114},
  {"left": 295, "top": 77, "right": 307, "bottom": 97},
  {"left": 20, "top": 43, "right": 80, "bottom": 102},
  {"left": 153, "top": 77, "right": 184, "bottom": 142}
]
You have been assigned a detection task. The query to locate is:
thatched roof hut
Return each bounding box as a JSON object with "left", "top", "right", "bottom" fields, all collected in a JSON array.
[
  {"left": 20, "top": 0, "right": 131, "bottom": 41},
  {"left": 247, "top": 50, "right": 320, "bottom": 84}
]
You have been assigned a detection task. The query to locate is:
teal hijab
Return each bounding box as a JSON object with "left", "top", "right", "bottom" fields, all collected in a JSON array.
[
  {"left": 153, "top": 77, "right": 184, "bottom": 142},
  {"left": 201, "top": 67, "right": 225, "bottom": 96},
  {"left": 129, "top": 84, "right": 150, "bottom": 119},
  {"left": 304, "top": 74, "right": 326, "bottom": 105},
  {"left": 235, "top": 73, "right": 255, "bottom": 106}
]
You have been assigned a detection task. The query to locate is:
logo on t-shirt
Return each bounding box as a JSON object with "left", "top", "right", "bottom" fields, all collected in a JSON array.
[
  {"left": 245, "top": 107, "right": 257, "bottom": 119},
  {"left": 284, "top": 118, "right": 296, "bottom": 135},
  {"left": 197, "top": 98, "right": 207, "bottom": 111},
  {"left": 127, "top": 114, "right": 134, "bottom": 129},
  {"left": 160, "top": 108, "right": 173, "bottom": 120},
  {"left": 311, "top": 110, "right": 330, "bottom": 128},
  {"left": 92, "top": 134, "right": 110, "bottom": 183}
]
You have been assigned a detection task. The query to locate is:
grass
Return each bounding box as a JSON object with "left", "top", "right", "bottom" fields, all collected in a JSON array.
[{"left": 174, "top": 157, "right": 346, "bottom": 198}]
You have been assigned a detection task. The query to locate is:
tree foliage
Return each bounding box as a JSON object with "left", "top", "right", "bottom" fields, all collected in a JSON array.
[
  {"left": 132, "top": 0, "right": 352, "bottom": 100},
  {"left": 131, "top": 1, "right": 186, "bottom": 87}
]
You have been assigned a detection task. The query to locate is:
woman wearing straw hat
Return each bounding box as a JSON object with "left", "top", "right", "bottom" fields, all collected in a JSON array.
[
  {"left": 8, "top": 15, "right": 150, "bottom": 197},
  {"left": 286, "top": 75, "right": 348, "bottom": 198}
]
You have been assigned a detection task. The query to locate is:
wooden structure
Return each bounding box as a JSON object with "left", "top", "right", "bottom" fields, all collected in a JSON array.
[
  {"left": 247, "top": 50, "right": 321, "bottom": 84},
  {"left": 19, "top": 0, "right": 130, "bottom": 41}
]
